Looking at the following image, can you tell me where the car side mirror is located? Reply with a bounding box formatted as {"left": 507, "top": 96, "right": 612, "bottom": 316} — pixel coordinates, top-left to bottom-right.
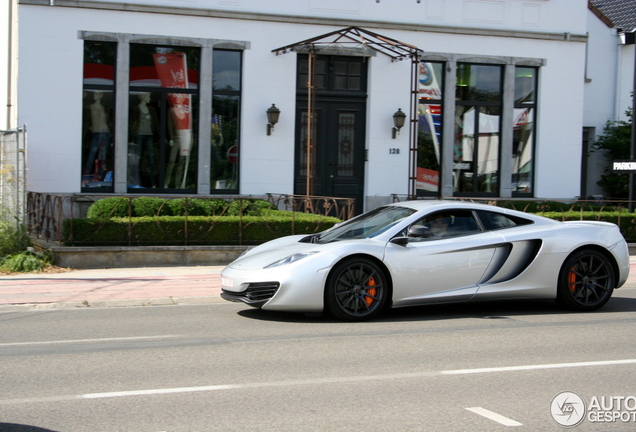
{"left": 390, "top": 237, "right": 409, "bottom": 246}
{"left": 408, "top": 225, "right": 432, "bottom": 238}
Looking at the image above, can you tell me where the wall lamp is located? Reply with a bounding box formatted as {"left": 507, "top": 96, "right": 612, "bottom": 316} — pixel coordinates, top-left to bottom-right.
{"left": 392, "top": 108, "right": 406, "bottom": 139}
{"left": 266, "top": 104, "right": 280, "bottom": 135}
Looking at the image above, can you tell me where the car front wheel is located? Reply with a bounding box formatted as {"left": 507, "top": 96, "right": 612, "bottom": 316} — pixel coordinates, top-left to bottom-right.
{"left": 557, "top": 249, "right": 616, "bottom": 311}
{"left": 325, "top": 258, "right": 388, "bottom": 321}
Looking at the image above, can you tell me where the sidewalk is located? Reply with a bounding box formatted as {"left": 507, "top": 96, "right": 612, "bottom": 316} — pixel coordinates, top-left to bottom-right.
{"left": 0, "top": 265, "right": 226, "bottom": 311}
{"left": 2, "top": 258, "right": 636, "bottom": 312}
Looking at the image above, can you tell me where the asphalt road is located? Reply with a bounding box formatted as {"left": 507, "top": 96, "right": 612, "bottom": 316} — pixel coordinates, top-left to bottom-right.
{"left": 1, "top": 287, "right": 636, "bottom": 432}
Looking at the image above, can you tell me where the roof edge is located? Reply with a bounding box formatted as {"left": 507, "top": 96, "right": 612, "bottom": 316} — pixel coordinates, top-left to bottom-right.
{"left": 588, "top": 0, "right": 615, "bottom": 29}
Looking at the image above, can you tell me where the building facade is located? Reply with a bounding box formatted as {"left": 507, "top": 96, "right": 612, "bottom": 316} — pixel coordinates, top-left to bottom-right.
{"left": 5, "top": 0, "right": 631, "bottom": 214}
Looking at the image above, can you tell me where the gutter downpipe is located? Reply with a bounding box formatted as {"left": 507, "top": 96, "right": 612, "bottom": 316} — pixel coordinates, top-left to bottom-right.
{"left": 630, "top": 32, "right": 636, "bottom": 211}
{"left": 6, "top": 0, "right": 15, "bottom": 129}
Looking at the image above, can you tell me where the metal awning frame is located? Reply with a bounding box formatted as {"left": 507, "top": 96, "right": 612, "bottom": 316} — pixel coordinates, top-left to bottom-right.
{"left": 273, "top": 26, "right": 423, "bottom": 62}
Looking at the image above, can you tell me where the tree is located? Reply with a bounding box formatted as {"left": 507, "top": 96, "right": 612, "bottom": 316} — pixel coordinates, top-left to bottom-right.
{"left": 592, "top": 100, "right": 634, "bottom": 198}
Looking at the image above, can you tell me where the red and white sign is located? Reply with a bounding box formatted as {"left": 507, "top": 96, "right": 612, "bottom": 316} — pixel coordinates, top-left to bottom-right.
{"left": 227, "top": 145, "right": 239, "bottom": 164}
{"left": 416, "top": 167, "right": 439, "bottom": 192}
{"left": 153, "top": 52, "right": 192, "bottom": 156}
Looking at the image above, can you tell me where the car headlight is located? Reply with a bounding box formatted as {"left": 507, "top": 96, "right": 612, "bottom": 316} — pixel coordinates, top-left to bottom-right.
{"left": 264, "top": 252, "right": 319, "bottom": 269}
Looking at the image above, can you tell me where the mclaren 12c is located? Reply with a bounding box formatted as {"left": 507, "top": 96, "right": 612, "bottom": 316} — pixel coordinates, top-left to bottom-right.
{"left": 220, "top": 200, "right": 629, "bottom": 321}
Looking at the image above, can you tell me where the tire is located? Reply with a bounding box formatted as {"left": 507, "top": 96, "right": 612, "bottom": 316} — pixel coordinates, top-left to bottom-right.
{"left": 557, "top": 249, "right": 616, "bottom": 311}
{"left": 325, "top": 258, "right": 389, "bottom": 321}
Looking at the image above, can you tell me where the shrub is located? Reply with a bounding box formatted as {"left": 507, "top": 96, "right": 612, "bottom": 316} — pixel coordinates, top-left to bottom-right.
{"left": 1, "top": 249, "right": 52, "bottom": 273}
{"left": 0, "top": 219, "right": 29, "bottom": 257}
{"left": 85, "top": 197, "right": 279, "bottom": 219}
{"left": 227, "top": 199, "right": 275, "bottom": 216}
{"left": 132, "top": 197, "right": 172, "bottom": 217}
{"left": 165, "top": 198, "right": 220, "bottom": 216}
{"left": 86, "top": 197, "right": 132, "bottom": 218}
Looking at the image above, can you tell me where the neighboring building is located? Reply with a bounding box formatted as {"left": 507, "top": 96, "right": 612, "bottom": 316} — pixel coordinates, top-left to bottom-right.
{"left": 584, "top": 0, "right": 636, "bottom": 198}
{"left": 1, "top": 0, "right": 634, "bottom": 214}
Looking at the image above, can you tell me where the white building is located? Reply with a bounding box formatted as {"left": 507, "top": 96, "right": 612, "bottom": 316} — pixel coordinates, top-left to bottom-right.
{"left": 2, "top": 0, "right": 635, "bottom": 214}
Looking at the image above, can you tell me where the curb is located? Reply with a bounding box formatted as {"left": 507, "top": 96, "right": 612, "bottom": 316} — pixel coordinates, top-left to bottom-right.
{"left": 0, "top": 295, "right": 227, "bottom": 312}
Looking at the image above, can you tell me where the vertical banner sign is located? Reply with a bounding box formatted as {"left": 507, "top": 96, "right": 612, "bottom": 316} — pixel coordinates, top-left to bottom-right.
{"left": 153, "top": 52, "right": 192, "bottom": 156}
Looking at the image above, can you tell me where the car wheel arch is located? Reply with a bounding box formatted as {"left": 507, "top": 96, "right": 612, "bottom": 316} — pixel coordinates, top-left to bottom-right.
{"left": 325, "top": 254, "right": 394, "bottom": 309}
{"left": 556, "top": 245, "right": 619, "bottom": 311}
{"left": 559, "top": 244, "right": 620, "bottom": 285}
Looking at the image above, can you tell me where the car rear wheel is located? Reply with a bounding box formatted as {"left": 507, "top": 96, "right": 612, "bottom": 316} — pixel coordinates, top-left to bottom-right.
{"left": 557, "top": 249, "right": 615, "bottom": 311}
{"left": 325, "top": 258, "right": 388, "bottom": 321}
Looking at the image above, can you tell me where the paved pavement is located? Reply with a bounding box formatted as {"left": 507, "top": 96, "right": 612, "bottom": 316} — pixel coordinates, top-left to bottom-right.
{"left": 1, "top": 258, "right": 636, "bottom": 311}
{"left": 0, "top": 265, "right": 226, "bottom": 311}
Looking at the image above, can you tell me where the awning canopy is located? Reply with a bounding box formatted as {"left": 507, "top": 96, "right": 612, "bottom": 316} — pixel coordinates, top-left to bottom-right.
{"left": 272, "top": 26, "right": 422, "bottom": 61}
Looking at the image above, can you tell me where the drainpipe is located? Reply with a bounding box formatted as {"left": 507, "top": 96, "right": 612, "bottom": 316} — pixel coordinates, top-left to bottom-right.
{"left": 6, "top": 0, "right": 14, "bottom": 129}
{"left": 628, "top": 31, "right": 635, "bottom": 211}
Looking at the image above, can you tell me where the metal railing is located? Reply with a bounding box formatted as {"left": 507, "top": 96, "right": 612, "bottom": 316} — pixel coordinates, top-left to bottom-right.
{"left": 26, "top": 192, "right": 356, "bottom": 245}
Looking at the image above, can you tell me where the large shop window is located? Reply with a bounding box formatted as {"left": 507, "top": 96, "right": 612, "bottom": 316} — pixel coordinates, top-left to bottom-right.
{"left": 417, "top": 62, "right": 443, "bottom": 196}
{"left": 81, "top": 41, "right": 116, "bottom": 191}
{"left": 211, "top": 50, "right": 241, "bottom": 191}
{"left": 129, "top": 44, "right": 200, "bottom": 192}
{"left": 454, "top": 64, "right": 502, "bottom": 195}
{"left": 513, "top": 67, "right": 537, "bottom": 196}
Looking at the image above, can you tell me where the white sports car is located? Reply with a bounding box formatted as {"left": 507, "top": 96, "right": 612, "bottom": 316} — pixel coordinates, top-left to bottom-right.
{"left": 220, "top": 200, "right": 629, "bottom": 321}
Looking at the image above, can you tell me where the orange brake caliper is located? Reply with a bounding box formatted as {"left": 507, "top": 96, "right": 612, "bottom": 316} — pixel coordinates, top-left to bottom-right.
{"left": 568, "top": 267, "right": 577, "bottom": 293}
{"left": 365, "top": 276, "right": 377, "bottom": 307}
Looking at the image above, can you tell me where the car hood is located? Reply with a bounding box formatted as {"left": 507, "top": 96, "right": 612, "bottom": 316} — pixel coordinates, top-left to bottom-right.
{"left": 227, "top": 235, "right": 322, "bottom": 271}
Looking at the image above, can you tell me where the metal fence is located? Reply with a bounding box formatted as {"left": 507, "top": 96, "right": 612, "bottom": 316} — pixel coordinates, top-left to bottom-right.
{"left": 26, "top": 192, "right": 355, "bottom": 245}
{"left": 0, "top": 126, "right": 26, "bottom": 230}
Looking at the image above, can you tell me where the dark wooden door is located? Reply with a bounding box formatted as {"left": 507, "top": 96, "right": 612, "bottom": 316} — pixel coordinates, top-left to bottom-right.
{"left": 294, "top": 55, "right": 368, "bottom": 214}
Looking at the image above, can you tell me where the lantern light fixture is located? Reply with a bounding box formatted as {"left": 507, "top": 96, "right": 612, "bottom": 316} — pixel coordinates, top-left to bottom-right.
{"left": 266, "top": 104, "right": 281, "bottom": 136}
{"left": 392, "top": 108, "right": 406, "bottom": 139}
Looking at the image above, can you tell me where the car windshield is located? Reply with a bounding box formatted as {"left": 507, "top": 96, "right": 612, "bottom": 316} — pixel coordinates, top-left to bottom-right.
{"left": 317, "top": 206, "right": 416, "bottom": 243}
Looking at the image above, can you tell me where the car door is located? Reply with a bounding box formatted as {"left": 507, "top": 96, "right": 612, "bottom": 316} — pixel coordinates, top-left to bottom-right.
{"left": 384, "top": 210, "right": 504, "bottom": 307}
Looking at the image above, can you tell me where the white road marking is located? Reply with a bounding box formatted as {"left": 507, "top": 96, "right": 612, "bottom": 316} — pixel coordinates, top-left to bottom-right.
{"left": 1, "top": 358, "right": 635, "bottom": 405}
{"left": 441, "top": 358, "right": 636, "bottom": 375}
{"left": 466, "top": 407, "right": 522, "bottom": 427}
{"left": 0, "top": 335, "right": 179, "bottom": 347}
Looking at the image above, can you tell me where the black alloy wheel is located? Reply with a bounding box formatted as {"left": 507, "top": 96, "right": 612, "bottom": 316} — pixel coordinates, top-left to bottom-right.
{"left": 557, "top": 249, "right": 616, "bottom": 311}
{"left": 325, "top": 258, "right": 388, "bottom": 321}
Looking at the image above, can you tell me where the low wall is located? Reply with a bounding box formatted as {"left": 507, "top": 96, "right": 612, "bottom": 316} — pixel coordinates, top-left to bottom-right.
{"left": 47, "top": 244, "right": 248, "bottom": 269}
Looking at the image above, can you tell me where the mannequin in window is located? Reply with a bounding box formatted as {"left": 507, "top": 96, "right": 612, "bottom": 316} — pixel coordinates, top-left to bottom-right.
{"left": 128, "top": 93, "right": 159, "bottom": 187}
{"left": 84, "top": 91, "right": 112, "bottom": 180}
{"left": 164, "top": 95, "right": 192, "bottom": 189}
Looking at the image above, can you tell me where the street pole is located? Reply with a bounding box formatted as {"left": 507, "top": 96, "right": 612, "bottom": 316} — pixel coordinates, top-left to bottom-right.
{"left": 631, "top": 33, "right": 636, "bottom": 211}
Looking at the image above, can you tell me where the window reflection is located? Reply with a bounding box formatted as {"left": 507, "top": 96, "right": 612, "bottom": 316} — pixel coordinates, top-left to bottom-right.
{"left": 456, "top": 64, "right": 502, "bottom": 102}
{"left": 211, "top": 50, "right": 241, "bottom": 191}
{"left": 417, "top": 62, "right": 443, "bottom": 195}
{"left": 213, "top": 50, "right": 241, "bottom": 91}
{"left": 512, "top": 67, "right": 537, "bottom": 195}
{"left": 82, "top": 40, "right": 116, "bottom": 191}
{"left": 210, "top": 95, "right": 240, "bottom": 190}
{"left": 128, "top": 44, "right": 199, "bottom": 192}
{"left": 454, "top": 64, "right": 502, "bottom": 195}
{"left": 82, "top": 90, "right": 114, "bottom": 187}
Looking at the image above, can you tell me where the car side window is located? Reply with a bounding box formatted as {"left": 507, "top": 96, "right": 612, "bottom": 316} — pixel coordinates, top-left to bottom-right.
{"left": 475, "top": 210, "right": 533, "bottom": 231}
{"left": 410, "top": 209, "right": 482, "bottom": 240}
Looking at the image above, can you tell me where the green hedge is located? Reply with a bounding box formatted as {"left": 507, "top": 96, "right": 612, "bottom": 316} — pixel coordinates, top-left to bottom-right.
{"left": 494, "top": 200, "right": 628, "bottom": 213}
{"left": 63, "top": 213, "right": 340, "bottom": 246}
{"left": 86, "top": 197, "right": 276, "bottom": 218}
{"left": 539, "top": 210, "right": 636, "bottom": 242}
